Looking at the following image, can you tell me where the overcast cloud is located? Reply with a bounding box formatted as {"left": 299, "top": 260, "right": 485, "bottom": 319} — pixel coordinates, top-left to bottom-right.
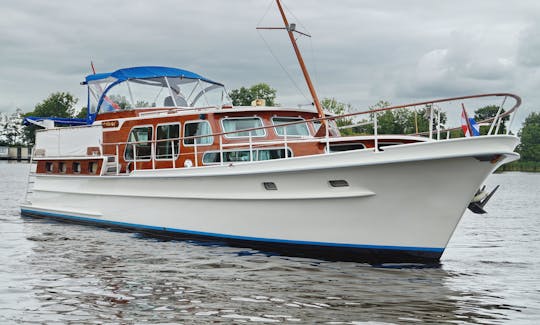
{"left": 1, "top": 0, "right": 539, "bottom": 129}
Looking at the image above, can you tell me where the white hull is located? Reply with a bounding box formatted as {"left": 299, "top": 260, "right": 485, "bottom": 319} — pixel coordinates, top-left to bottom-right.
{"left": 21, "top": 136, "right": 519, "bottom": 262}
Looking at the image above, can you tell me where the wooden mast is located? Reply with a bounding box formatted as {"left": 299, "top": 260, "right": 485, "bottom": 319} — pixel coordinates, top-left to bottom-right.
{"left": 274, "top": 0, "right": 326, "bottom": 123}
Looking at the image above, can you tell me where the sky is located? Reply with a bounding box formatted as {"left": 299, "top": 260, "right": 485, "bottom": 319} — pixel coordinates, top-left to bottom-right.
{"left": 1, "top": 0, "right": 539, "bottom": 130}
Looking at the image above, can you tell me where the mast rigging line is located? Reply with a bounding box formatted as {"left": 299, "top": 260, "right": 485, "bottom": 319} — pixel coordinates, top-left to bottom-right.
{"left": 256, "top": 29, "right": 311, "bottom": 104}
{"left": 279, "top": 0, "right": 320, "bottom": 95}
{"left": 256, "top": 26, "right": 312, "bottom": 38}
{"left": 255, "top": 0, "right": 326, "bottom": 125}
{"left": 274, "top": 0, "right": 325, "bottom": 122}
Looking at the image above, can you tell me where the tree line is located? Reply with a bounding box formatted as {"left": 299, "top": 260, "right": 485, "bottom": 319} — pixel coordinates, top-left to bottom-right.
{"left": 4, "top": 84, "right": 539, "bottom": 171}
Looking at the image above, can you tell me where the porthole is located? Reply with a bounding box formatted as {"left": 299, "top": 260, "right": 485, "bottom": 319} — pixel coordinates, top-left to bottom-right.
{"left": 45, "top": 162, "right": 54, "bottom": 173}
{"left": 329, "top": 180, "right": 349, "bottom": 188}
{"left": 59, "top": 162, "right": 67, "bottom": 173}
{"left": 263, "top": 182, "right": 278, "bottom": 190}
{"left": 89, "top": 162, "right": 98, "bottom": 174}
{"left": 72, "top": 162, "right": 81, "bottom": 173}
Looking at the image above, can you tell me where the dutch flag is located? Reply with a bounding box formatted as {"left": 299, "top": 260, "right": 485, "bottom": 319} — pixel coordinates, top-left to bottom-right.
{"left": 461, "top": 105, "right": 480, "bottom": 137}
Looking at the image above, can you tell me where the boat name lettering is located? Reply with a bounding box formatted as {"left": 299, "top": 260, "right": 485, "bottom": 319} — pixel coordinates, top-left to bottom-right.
{"left": 102, "top": 120, "right": 119, "bottom": 128}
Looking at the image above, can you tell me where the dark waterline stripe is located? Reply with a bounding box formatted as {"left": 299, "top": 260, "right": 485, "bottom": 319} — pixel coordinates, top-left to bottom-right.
{"left": 20, "top": 208, "right": 444, "bottom": 253}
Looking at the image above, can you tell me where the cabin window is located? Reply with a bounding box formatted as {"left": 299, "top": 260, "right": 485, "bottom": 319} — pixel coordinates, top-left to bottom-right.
{"left": 378, "top": 142, "right": 402, "bottom": 151}
{"left": 156, "top": 123, "right": 180, "bottom": 159}
{"left": 45, "top": 162, "right": 54, "bottom": 173}
{"left": 88, "top": 85, "right": 100, "bottom": 115}
{"left": 328, "top": 143, "right": 366, "bottom": 152}
{"left": 184, "top": 121, "right": 213, "bottom": 145}
{"left": 312, "top": 120, "right": 340, "bottom": 136}
{"left": 128, "top": 78, "right": 170, "bottom": 108}
{"left": 124, "top": 126, "right": 153, "bottom": 161}
{"left": 59, "top": 162, "right": 67, "bottom": 173}
{"left": 257, "top": 148, "right": 291, "bottom": 160}
{"left": 272, "top": 117, "right": 310, "bottom": 137}
{"left": 221, "top": 117, "right": 265, "bottom": 138}
{"left": 202, "top": 148, "right": 292, "bottom": 164}
{"left": 88, "top": 161, "right": 98, "bottom": 174}
{"left": 203, "top": 150, "right": 253, "bottom": 164}
{"left": 73, "top": 162, "right": 81, "bottom": 173}
{"left": 99, "top": 84, "right": 133, "bottom": 112}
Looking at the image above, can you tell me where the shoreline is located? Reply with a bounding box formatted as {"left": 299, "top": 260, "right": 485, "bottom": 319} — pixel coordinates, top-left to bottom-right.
{"left": 498, "top": 161, "right": 540, "bottom": 173}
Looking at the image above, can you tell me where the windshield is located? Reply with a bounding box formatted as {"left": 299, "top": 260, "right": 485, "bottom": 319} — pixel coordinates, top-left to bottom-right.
{"left": 88, "top": 76, "right": 230, "bottom": 114}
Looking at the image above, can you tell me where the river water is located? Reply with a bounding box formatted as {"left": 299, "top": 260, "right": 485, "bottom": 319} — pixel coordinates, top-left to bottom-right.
{"left": 1, "top": 161, "right": 539, "bottom": 324}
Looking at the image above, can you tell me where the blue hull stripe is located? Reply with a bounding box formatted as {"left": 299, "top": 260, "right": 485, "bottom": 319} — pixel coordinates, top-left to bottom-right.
{"left": 20, "top": 208, "right": 444, "bottom": 253}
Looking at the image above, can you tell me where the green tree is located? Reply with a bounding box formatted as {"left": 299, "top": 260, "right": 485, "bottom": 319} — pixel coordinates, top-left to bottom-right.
{"left": 23, "top": 92, "right": 79, "bottom": 144}
{"left": 322, "top": 97, "right": 346, "bottom": 115}
{"left": 349, "top": 101, "right": 447, "bottom": 136}
{"left": 370, "top": 101, "right": 411, "bottom": 134}
{"left": 321, "top": 97, "right": 354, "bottom": 135}
{"left": 347, "top": 100, "right": 390, "bottom": 135}
{"left": 108, "top": 95, "right": 131, "bottom": 110}
{"left": 135, "top": 100, "right": 150, "bottom": 108}
{"left": 410, "top": 106, "right": 447, "bottom": 135}
{"left": 474, "top": 105, "right": 508, "bottom": 135}
{"left": 76, "top": 107, "right": 87, "bottom": 119}
{"left": 0, "top": 109, "right": 25, "bottom": 145}
{"left": 229, "top": 83, "right": 277, "bottom": 106}
{"left": 517, "top": 112, "right": 540, "bottom": 162}
{"left": 29, "top": 92, "right": 78, "bottom": 118}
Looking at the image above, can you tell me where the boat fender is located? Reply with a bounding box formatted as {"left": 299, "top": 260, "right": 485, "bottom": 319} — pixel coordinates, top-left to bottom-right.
{"left": 184, "top": 159, "right": 193, "bottom": 168}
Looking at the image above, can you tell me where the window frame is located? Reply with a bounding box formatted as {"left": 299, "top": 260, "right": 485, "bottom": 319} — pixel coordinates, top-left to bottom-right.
{"left": 45, "top": 162, "right": 54, "bottom": 173}
{"left": 271, "top": 116, "right": 311, "bottom": 137}
{"left": 256, "top": 147, "right": 294, "bottom": 161}
{"left": 311, "top": 119, "right": 340, "bottom": 135}
{"left": 88, "top": 161, "right": 99, "bottom": 174}
{"left": 124, "top": 124, "right": 154, "bottom": 162}
{"left": 155, "top": 122, "right": 181, "bottom": 160}
{"left": 220, "top": 117, "right": 266, "bottom": 139}
{"left": 327, "top": 143, "right": 366, "bottom": 152}
{"left": 377, "top": 142, "right": 403, "bottom": 151}
{"left": 183, "top": 120, "right": 214, "bottom": 146}
{"left": 72, "top": 162, "right": 81, "bottom": 174}
{"left": 202, "top": 147, "right": 293, "bottom": 165}
{"left": 59, "top": 162, "right": 67, "bottom": 173}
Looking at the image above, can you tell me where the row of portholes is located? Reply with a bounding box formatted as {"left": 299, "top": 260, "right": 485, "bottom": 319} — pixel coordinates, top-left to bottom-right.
{"left": 262, "top": 180, "right": 349, "bottom": 191}
{"left": 44, "top": 161, "right": 99, "bottom": 174}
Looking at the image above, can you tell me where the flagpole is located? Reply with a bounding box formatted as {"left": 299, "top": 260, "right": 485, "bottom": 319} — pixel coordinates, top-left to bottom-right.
{"left": 461, "top": 103, "right": 473, "bottom": 137}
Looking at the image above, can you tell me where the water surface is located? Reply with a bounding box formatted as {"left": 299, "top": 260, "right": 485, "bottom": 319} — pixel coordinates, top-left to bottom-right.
{"left": 1, "top": 162, "right": 539, "bottom": 323}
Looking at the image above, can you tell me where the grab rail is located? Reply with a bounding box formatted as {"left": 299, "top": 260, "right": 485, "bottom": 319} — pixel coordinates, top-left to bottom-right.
{"left": 98, "top": 93, "right": 521, "bottom": 173}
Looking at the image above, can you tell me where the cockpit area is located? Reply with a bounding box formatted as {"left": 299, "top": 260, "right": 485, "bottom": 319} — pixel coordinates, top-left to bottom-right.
{"left": 83, "top": 66, "right": 230, "bottom": 123}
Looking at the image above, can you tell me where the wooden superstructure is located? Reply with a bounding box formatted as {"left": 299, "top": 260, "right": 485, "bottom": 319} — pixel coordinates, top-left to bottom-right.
{"left": 34, "top": 104, "right": 422, "bottom": 176}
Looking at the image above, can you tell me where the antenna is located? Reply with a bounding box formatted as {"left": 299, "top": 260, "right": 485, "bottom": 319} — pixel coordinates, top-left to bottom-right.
{"left": 90, "top": 61, "right": 96, "bottom": 74}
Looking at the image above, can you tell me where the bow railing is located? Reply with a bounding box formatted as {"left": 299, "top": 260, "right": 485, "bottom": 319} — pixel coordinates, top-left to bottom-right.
{"left": 96, "top": 93, "right": 521, "bottom": 173}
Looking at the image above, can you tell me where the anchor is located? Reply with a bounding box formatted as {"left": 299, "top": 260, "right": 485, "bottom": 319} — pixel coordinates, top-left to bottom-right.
{"left": 468, "top": 185, "right": 500, "bottom": 214}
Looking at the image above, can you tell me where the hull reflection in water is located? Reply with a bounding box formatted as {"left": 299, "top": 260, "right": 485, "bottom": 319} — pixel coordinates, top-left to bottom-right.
{"left": 13, "top": 217, "right": 527, "bottom": 324}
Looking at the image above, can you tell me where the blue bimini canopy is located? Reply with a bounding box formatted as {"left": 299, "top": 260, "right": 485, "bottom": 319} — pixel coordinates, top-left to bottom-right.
{"left": 23, "top": 116, "right": 87, "bottom": 127}
{"left": 82, "top": 66, "right": 226, "bottom": 124}
{"left": 83, "top": 66, "right": 223, "bottom": 86}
